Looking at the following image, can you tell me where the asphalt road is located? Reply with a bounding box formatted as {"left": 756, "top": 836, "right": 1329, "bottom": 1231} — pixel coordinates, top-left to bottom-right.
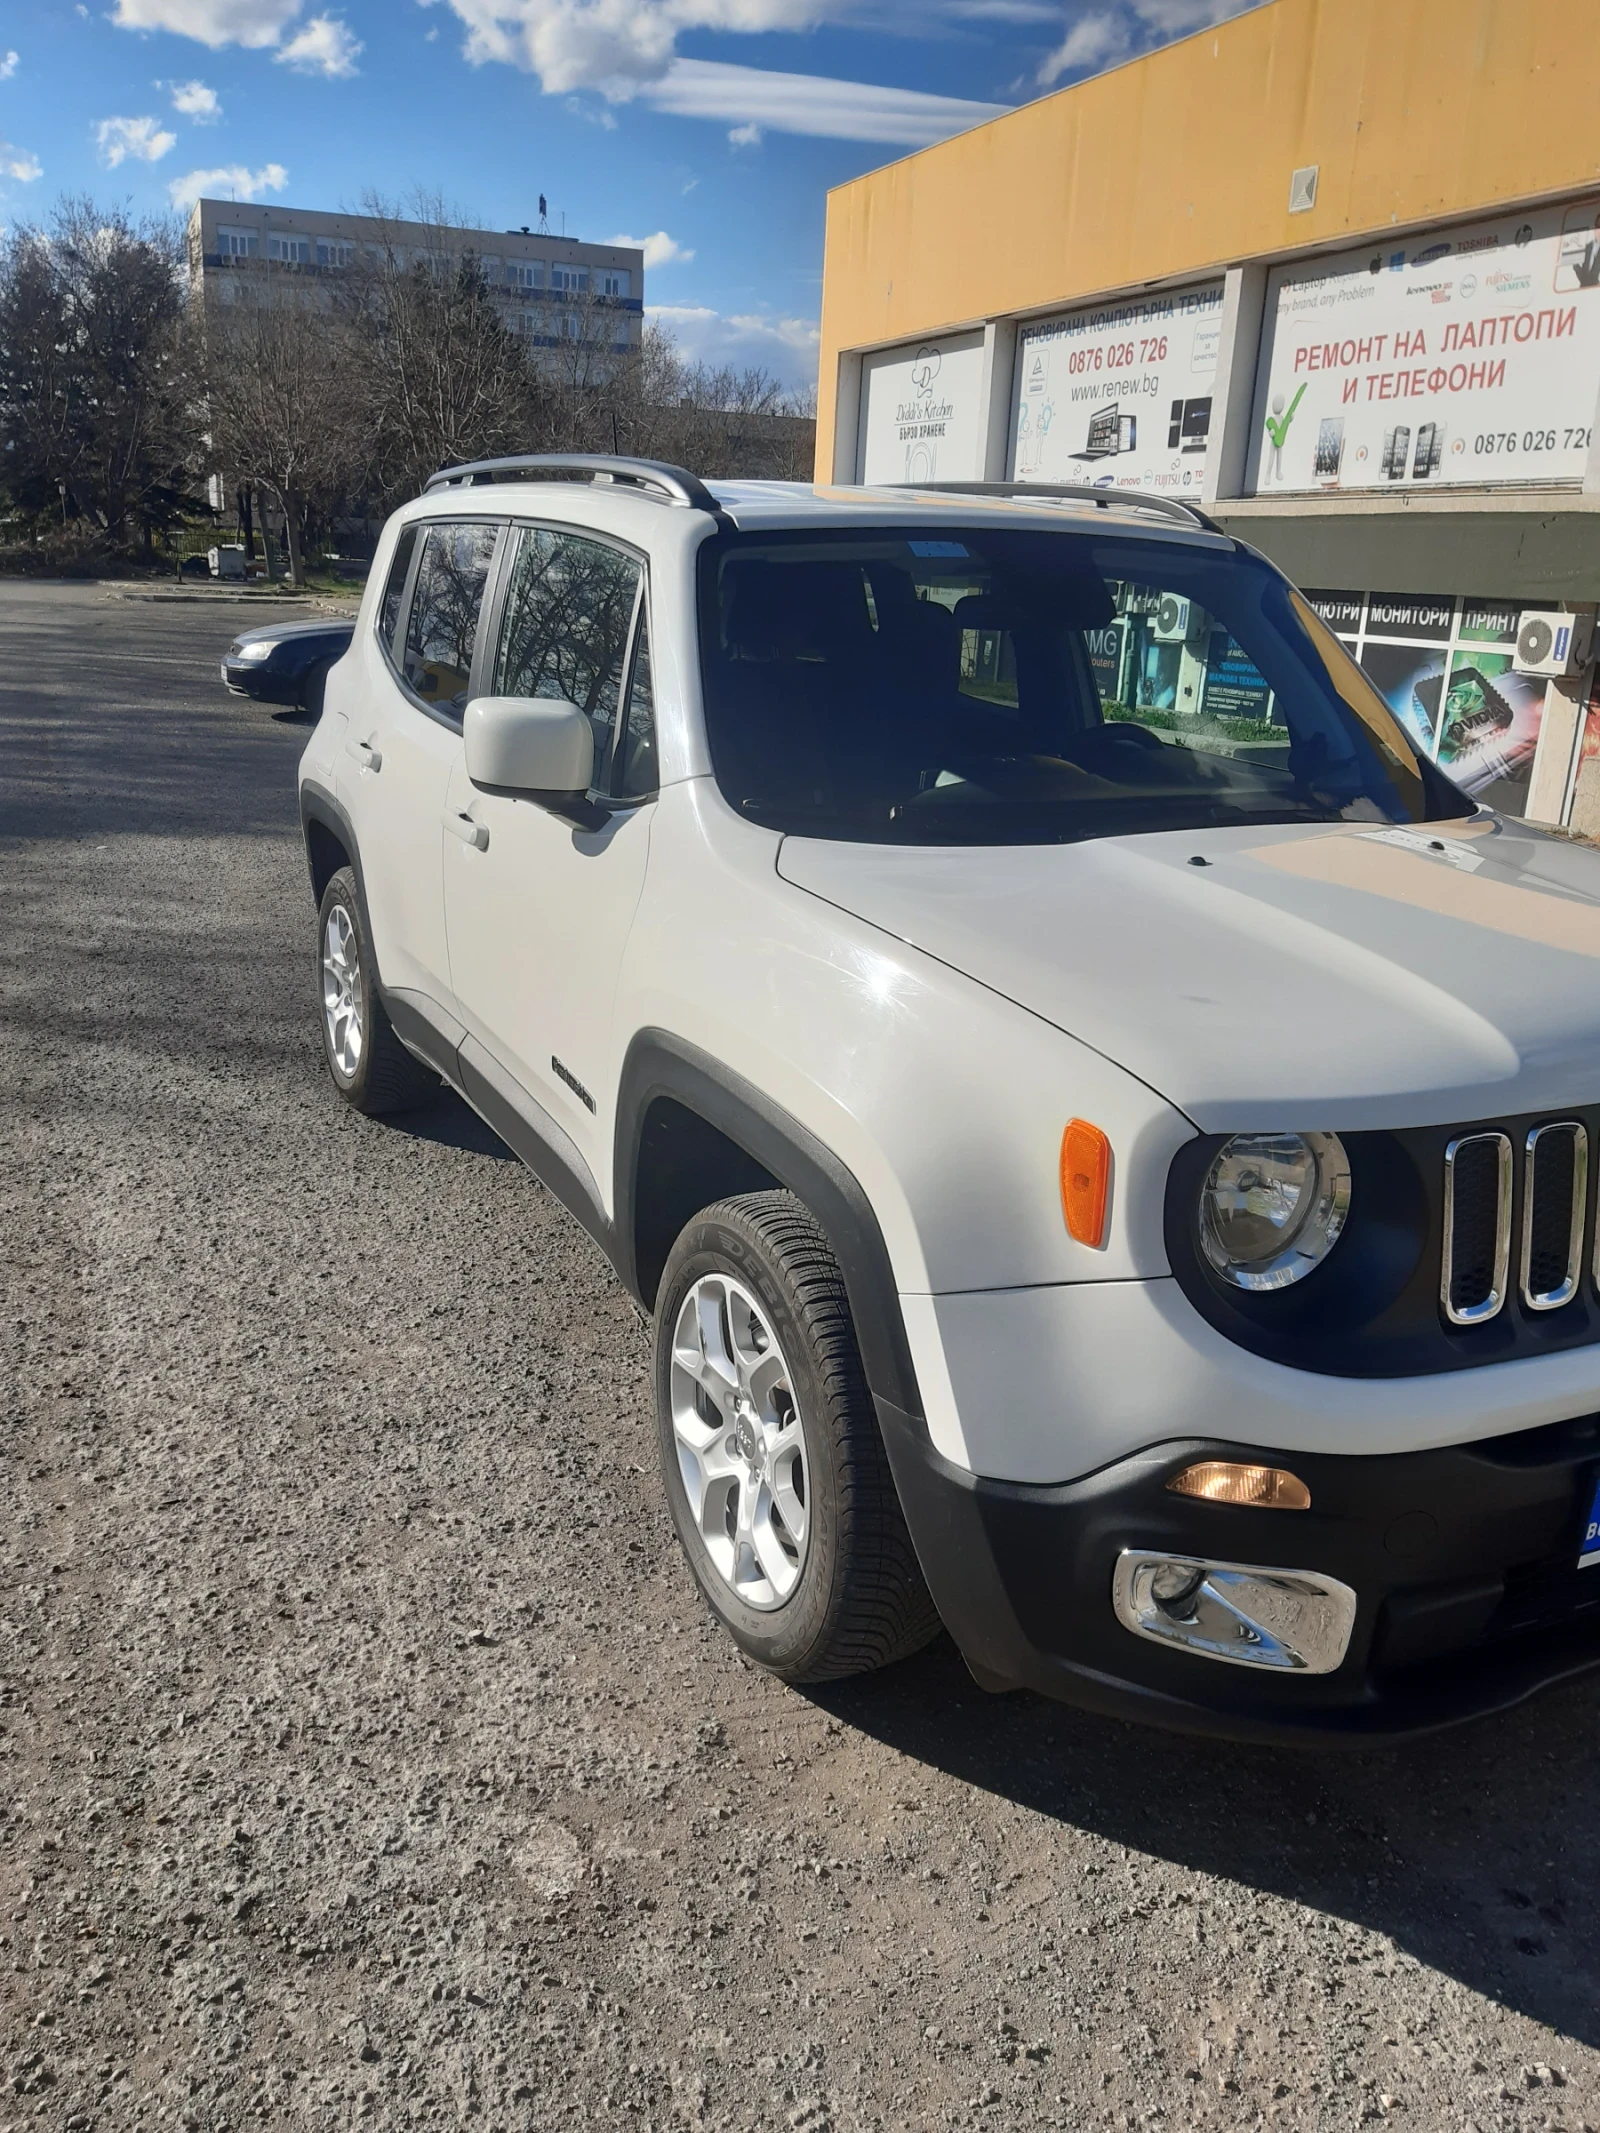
{"left": 3, "top": 577, "right": 1600, "bottom": 2133}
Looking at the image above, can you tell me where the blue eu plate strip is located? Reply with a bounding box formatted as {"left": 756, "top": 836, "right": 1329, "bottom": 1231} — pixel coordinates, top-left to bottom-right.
{"left": 1582, "top": 1474, "right": 1600, "bottom": 1570}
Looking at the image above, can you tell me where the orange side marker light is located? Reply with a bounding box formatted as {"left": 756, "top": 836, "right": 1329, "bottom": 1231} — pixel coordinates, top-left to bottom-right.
{"left": 1060, "top": 1119, "right": 1111, "bottom": 1248}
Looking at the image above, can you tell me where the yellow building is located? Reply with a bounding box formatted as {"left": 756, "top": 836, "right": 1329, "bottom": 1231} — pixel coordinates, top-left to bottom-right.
{"left": 816, "top": 0, "right": 1600, "bottom": 825}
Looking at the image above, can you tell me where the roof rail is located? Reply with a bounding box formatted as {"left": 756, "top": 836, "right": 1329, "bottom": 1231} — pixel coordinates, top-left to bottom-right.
{"left": 893, "top": 480, "right": 1223, "bottom": 536}
{"left": 423, "top": 452, "right": 719, "bottom": 512}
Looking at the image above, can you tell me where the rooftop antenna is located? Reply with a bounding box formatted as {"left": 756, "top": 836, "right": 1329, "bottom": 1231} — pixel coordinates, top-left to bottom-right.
{"left": 536, "top": 194, "right": 550, "bottom": 235}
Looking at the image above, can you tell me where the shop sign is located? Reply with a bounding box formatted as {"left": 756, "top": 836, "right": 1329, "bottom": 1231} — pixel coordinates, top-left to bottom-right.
{"left": 1009, "top": 280, "right": 1225, "bottom": 495}
{"left": 1201, "top": 631, "right": 1274, "bottom": 721}
{"left": 858, "top": 334, "right": 985, "bottom": 485}
{"left": 1248, "top": 198, "right": 1600, "bottom": 494}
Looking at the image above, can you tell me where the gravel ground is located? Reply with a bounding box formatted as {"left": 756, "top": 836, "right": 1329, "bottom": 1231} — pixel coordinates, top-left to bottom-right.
{"left": 3, "top": 578, "right": 1600, "bottom": 2133}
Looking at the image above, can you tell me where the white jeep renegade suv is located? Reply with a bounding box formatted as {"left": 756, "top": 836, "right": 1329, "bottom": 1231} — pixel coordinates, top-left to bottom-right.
{"left": 298, "top": 454, "right": 1600, "bottom": 1743}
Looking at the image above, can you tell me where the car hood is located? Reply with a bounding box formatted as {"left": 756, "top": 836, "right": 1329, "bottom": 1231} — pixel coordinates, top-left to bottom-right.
{"left": 775, "top": 816, "right": 1600, "bottom": 1132}
{"left": 231, "top": 617, "right": 354, "bottom": 649}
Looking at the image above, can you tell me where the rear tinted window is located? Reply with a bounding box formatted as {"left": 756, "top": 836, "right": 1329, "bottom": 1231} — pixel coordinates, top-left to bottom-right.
{"left": 697, "top": 528, "right": 1470, "bottom": 845}
{"left": 403, "top": 522, "right": 500, "bottom": 717}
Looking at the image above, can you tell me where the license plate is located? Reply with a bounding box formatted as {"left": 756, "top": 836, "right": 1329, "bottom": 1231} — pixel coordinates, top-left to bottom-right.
{"left": 1582, "top": 1474, "right": 1600, "bottom": 1570}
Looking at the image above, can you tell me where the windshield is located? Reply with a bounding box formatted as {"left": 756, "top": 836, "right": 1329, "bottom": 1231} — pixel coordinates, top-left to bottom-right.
{"left": 696, "top": 526, "right": 1473, "bottom": 845}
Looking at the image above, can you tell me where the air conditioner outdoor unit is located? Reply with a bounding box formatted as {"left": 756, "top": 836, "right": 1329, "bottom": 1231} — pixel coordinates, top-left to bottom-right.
{"left": 1151, "top": 594, "right": 1194, "bottom": 644}
{"left": 1513, "top": 609, "right": 1594, "bottom": 678}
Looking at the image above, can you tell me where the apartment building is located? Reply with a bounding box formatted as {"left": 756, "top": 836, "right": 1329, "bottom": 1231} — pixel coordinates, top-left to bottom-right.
{"left": 186, "top": 198, "right": 644, "bottom": 358}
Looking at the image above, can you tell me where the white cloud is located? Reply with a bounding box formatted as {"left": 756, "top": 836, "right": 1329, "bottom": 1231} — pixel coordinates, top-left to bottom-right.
{"left": 112, "top": 0, "right": 302, "bottom": 48}
{"left": 1, "top": 140, "right": 42, "bottom": 181}
{"left": 648, "top": 58, "right": 1005, "bottom": 143}
{"left": 607, "top": 228, "right": 694, "bottom": 268}
{"left": 167, "top": 158, "right": 287, "bottom": 207}
{"left": 728, "top": 119, "right": 762, "bottom": 146}
{"left": 651, "top": 300, "right": 818, "bottom": 387}
{"left": 0, "top": 50, "right": 18, "bottom": 80}
{"left": 428, "top": 0, "right": 1003, "bottom": 139}
{"left": 113, "top": 0, "right": 362, "bottom": 73}
{"left": 1038, "top": 0, "right": 1259, "bottom": 85}
{"left": 1037, "top": 9, "right": 1122, "bottom": 76}
{"left": 96, "top": 114, "right": 178, "bottom": 165}
{"left": 276, "top": 14, "right": 362, "bottom": 74}
{"left": 170, "top": 77, "right": 222, "bottom": 118}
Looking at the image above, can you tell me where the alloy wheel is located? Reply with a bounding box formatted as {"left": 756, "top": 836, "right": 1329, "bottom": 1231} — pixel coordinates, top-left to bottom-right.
{"left": 669, "top": 1273, "right": 810, "bottom": 1611}
{"left": 321, "top": 901, "right": 363, "bottom": 1079}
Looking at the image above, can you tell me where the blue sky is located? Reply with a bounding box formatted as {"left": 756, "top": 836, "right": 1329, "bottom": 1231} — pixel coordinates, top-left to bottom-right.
{"left": 0, "top": 0, "right": 1254, "bottom": 386}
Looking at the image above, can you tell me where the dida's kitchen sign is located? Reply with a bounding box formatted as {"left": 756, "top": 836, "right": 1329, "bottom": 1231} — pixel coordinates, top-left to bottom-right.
{"left": 1248, "top": 198, "right": 1600, "bottom": 493}
{"left": 858, "top": 334, "right": 985, "bottom": 485}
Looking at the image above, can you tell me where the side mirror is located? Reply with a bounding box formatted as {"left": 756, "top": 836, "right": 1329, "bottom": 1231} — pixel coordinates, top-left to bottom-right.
{"left": 464, "top": 694, "right": 594, "bottom": 800}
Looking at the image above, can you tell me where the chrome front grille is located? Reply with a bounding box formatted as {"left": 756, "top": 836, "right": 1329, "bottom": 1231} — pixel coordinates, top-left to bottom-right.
{"left": 1522, "top": 1121, "right": 1588, "bottom": 1311}
{"left": 1442, "top": 1132, "right": 1512, "bottom": 1325}
{"left": 1441, "top": 1121, "right": 1591, "bottom": 1326}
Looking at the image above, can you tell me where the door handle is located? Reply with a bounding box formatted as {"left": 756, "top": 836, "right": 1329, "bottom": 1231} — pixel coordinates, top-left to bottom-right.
{"left": 444, "top": 810, "right": 489, "bottom": 852}
{"left": 346, "top": 735, "right": 382, "bottom": 772}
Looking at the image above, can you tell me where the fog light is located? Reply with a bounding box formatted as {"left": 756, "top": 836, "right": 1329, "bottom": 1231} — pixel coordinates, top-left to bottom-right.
{"left": 1113, "top": 1550, "right": 1357, "bottom": 1673}
{"left": 1168, "top": 1461, "right": 1311, "bottom": 1511}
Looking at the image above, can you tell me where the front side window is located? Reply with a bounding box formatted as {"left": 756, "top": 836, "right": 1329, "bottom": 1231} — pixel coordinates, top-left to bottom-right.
{"left": 492, "top": 527, "right": 643, "bottom": 794}
{"left": 402, "top": 522, "right": 500, "bottom": 717}
{"left": 698, "top": 528, "right": 1471, "bottom": 845}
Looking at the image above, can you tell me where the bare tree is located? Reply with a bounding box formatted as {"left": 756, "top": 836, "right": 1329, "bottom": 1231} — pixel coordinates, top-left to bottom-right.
{"left": 614, "top": 324, "right": 817, "bottom": 479}
{"left": 199, "top": 277, "right": 361, "bottom": 585}
{"left": 344, "top": 197, "right": 549, "bottom": 505}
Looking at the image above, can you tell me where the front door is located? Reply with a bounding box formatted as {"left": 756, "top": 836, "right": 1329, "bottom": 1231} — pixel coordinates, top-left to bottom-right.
{"left": 349, "top": 516, "right": 502, "bottom": 1010}
{"left": 444, "top": 522, "right": 658, "bottom": 1178}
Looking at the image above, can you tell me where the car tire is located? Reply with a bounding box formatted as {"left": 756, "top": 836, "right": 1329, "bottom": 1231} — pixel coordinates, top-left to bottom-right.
{"left": 653, "top": 1190, "right": 940, "bottom": 1683}
{"left": 316, "top": 866, "right": 438, "bottom": 1115}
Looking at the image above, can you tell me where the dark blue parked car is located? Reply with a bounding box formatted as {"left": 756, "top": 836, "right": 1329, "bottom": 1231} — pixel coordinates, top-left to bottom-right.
{"left": 220, "top": 617, "right": 354, "bottom": 714}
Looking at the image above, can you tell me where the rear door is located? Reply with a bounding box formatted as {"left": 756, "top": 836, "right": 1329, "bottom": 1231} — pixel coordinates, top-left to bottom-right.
{"left": 348, "top": 516, "right": 503, "bottom": 1009}
{"left": 443, "top": 521, "right": 657, "bottom": 1174}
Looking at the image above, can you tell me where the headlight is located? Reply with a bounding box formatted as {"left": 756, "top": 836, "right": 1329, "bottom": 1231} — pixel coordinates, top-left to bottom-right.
{"left": 234, "top": 639, "right": 274, "bottom": 662}
{"left": 1199, "top": 1131, "right": 1350, "bottom": 1291}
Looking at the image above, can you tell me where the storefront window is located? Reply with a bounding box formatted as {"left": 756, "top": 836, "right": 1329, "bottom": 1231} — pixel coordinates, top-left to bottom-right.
{"left": 1302, "top": 587, "right": 1546, "bottom": 815}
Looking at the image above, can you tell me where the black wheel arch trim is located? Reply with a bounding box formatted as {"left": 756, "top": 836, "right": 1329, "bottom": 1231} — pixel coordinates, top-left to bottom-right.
{"left": 299, "top": 780, "right": 367, "bottom": 914}
{"left": 614, "top": 1029, "right": 926, "bottom": 1426}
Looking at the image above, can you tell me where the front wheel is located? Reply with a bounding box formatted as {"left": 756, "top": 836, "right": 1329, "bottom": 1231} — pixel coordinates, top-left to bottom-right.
{"left": 316, "top": 867, "right": 438, "bottom": 1115}
{"left": 653, "top": 1190, "right": 939, "bottom": 1682}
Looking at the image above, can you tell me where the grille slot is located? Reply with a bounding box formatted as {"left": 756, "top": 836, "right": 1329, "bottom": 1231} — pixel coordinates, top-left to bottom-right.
{"left": 1442, "top": 1132, "right": 1512, "bottom": 1326}
{"left": 1522, "top": 1121, "right": 1587, "bottom": 1311}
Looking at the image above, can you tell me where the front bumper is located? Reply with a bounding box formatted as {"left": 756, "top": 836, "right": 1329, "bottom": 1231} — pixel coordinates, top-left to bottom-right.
{"left": 221, "top": 658, "right": 300, "bottom": 705}
{"left": 877, "top": 1401, "right": 1600, "bottom": 1744}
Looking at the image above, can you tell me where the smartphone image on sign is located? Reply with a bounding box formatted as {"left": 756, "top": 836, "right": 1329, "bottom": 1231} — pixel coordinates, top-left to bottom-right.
{"left": 1413, "top": 421, "right": 1445, "bottom": 478}
{"left": 1383, "top": 426, "right": 1412, "bottom": 480}
{"left": 1314, "top": 416, "right": 1345, "bottom": 481}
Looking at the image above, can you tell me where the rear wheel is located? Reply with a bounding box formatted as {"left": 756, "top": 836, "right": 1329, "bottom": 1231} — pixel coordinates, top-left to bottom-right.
{"left": 316, "top": 866, "right": 437, "bottom": 1115}
{"left": 653, "top": 1190, "right": 939, "bottom": 1682}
